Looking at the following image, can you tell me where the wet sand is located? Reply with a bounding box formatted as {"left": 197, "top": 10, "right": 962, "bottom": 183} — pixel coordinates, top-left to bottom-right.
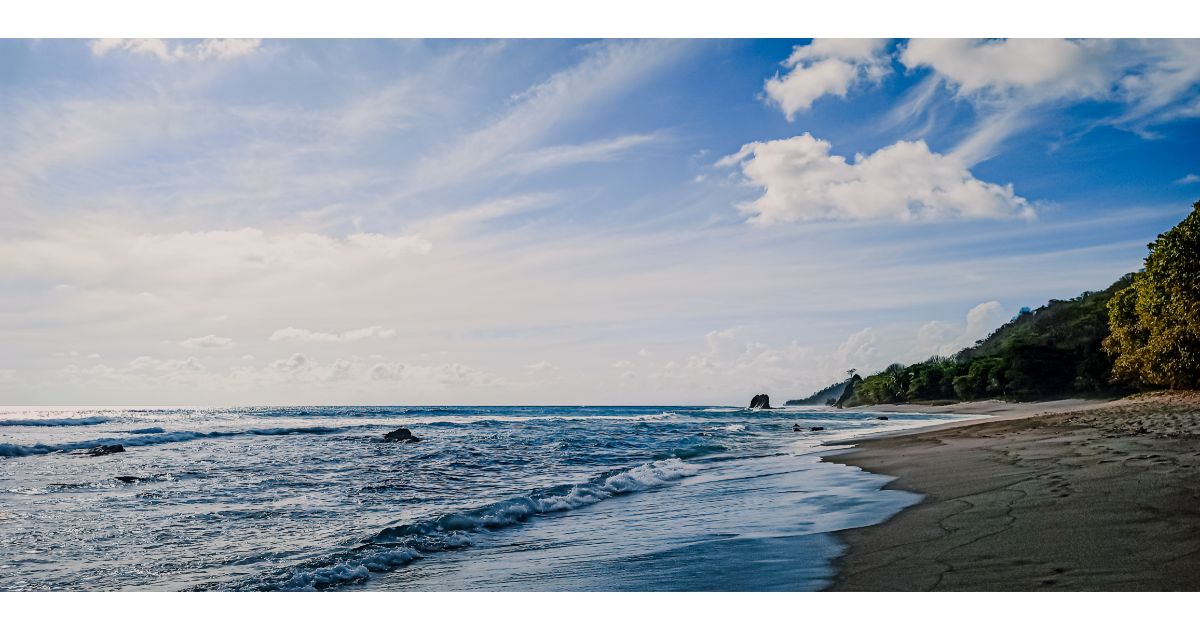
{"left": 824, "top": 392, "right": 1200, "bottom": 590}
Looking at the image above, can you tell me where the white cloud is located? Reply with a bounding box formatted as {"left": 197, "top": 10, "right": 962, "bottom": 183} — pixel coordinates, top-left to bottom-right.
{"left": 718, "top": 133, "right": 1033, "bottom": 223}
{"left": 180, "top": 334, "right": 234, "bottom": 349}
{"left": 1176, "top": 173, "right": 1200, "bottom": 185}
{"left": 90, "top": 39, "right": 261, "bottom": 63}
{"left": 503, "top": 133, "right": 664, "bottom": 175}
{"left": 62, "top": 355, "right": 207, "bottom": 384}
{"left": 268, "top": 353, "right": 310, "bottom": 374}
{"left": 764, "top": 39, "right": 891, "bottom": 120}
{"left": 527, "top": 360, "right": 555, "bottom": 371}
{"left": 369, "top": 362, "right": 406, "bottom": 381}
{"left": 912, "top": 301, "right": 1007, "bottom": 359}
{"left": 901, "top": 39, "right": 1113, "bottom": 101}
{"left": 410, "top": 40, "right": 689, "bottom": 190}
{"left": 0, "top": 228, "right": 432, "bottom": 286}
{"left": 900, "top": 39, "right": 1200, "bottom": 155}
{"left": 269, "top": 326, "right": 397, "bottom": 343}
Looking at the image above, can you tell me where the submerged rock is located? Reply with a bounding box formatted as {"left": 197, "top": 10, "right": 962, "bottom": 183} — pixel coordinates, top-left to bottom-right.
{"left": 749, "top": 394, "right": 772, "bottom": 410}
{"left": 383, "top": 428, "right": 420, "bottom": 443}
{"left": 876, "top": 416, "right": 889, "bottom": 420}
{"left": 810, "top": 426, "right": 825, "bottom": 431}
{"left": 85, "top": 445, "right": 125, "bottom": 457}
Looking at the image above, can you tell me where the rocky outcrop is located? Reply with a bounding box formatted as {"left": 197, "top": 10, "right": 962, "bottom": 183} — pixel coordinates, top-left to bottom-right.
{"left": 835, "top": 375, "right": 863, "bottom": 408}
{"left": 749, "top": 394, "right": 772, "bottom": 409}
{"left": 85, "top": 445, "right": 125, "bottom": 456}
{"left": 383, "top": 428, "right": 420, "bottom": 443}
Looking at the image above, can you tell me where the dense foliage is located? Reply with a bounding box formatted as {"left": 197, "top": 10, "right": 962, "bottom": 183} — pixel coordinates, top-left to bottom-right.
{"left": 793, "top": 200, "right": 1199, "bottom": 406}
{"left": 1104, "top": 201, "right": 1200, "bottom": 389}
{"left": 843, "top": 275, "right": 1134, "bottom": 406}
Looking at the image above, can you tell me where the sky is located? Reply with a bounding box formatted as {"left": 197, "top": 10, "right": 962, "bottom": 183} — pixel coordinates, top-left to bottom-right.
{"left": 1, "top": 38, "right": 1198, "bottom": 405}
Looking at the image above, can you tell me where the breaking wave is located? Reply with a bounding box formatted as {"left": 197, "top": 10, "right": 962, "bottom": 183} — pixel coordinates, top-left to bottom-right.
{"left": 257, "top": 458, "right": 700, "bottom": 591}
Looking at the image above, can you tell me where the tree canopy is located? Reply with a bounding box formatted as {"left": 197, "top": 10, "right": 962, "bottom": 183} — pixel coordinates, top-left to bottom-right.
{"left": 1104, "top": 201, "right": 1200, "bottom": 389}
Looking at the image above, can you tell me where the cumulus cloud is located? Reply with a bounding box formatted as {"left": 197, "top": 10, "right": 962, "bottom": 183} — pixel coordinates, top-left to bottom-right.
{"left": 62, "top": 355, "right": 207, "bottom": 384}
{"left": 901, "top": 39, "right": 1114, "bottom": 101}
{"left": 369, "top": 362, "right": 406, "bottom": 381}
{"left": 180, "top": 334, "right": 234, "bottom": 349}
{"left": 90, "top": 39, "right": 261, "bottom": 63}
{"left": 718, "top": 133, "right": 1033, "bottom": 223}
{"left": 912, "top": 301, "right": 1007, "bottom": 359}
{"left": 764, "top": 39, "right": 891, "bottom": 119}
{"left": 269, "top": 326, "right": 397, "bottom": 343}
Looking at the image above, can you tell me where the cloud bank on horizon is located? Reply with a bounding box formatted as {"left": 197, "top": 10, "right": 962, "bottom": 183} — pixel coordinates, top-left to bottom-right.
{"left": 0, "top": 38, "right": 1197, "bottom": 405}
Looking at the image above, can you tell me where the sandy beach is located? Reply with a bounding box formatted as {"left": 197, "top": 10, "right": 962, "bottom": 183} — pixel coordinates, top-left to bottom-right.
{"left": 824, "top": 392, "right": 1200, "bottom": 590}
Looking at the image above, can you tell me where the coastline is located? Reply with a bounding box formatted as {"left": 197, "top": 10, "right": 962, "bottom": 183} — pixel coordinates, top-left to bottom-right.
{"left": 822, "top": 393, "right": 1200, "bottom": 590}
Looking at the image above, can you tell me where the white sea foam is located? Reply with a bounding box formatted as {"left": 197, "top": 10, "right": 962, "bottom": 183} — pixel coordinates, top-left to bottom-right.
{"left": 277, "top": 548, "right": 424, "bottom": 591}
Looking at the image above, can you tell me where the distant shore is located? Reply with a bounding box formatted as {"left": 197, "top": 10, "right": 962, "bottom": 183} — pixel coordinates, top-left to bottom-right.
{"left": 823, "top": 392, "right": 1200, "bottom": 590}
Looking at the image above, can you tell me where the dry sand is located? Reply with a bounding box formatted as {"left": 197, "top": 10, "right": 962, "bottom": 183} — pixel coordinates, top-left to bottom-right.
{"left": 824, "top": 392, "right": 1200, "bottom": 591}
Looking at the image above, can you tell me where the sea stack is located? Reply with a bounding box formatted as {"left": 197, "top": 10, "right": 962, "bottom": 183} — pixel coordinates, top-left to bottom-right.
{"left": 383, "top": 427, "right": 420, "bottom": 443}
{"left": 750, "top": 394, "right": 772, "bottom": 409}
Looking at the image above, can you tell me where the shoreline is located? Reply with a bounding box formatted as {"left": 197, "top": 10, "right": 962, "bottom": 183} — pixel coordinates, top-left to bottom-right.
{"left": 821, "top": 392, "right": 1200, "bottom": 590}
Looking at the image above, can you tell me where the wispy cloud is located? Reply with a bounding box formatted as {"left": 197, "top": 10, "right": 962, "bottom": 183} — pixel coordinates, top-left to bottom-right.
{"left": 90, "top": 39, "right": 261, "bottom": 63}
{"left": 408, "top": 40, "right": 691, "bottom": 191}
{"left": 269, "top": 326, "right": 397, "bottom": 343}
{"left": 1175, "top": 173, "right": 1200, "bottom": 185}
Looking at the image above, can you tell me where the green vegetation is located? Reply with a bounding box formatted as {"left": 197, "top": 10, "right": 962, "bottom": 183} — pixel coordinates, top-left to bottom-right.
{"left": 844, "top": 275, "right": 1134, "bottom": 406}
{"left": 1104, "top": 201, "right": 1200, "bottom": 390}
{"left": 794, "top": 200, "right": 1200, "bottom": 407}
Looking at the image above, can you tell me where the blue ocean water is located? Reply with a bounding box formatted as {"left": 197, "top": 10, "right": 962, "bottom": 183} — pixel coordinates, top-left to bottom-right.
{"left": 0, "top": 405, "right": 964, "bottom": 591}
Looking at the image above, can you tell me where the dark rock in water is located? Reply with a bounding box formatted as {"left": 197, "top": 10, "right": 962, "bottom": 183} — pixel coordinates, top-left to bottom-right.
{"left": 810, "top": 426, "right": 825, "bottom": 431}
{"left": 749, "top": 394, "right": 772, "bottom": 409}
{"left": 383, "top": 428, "right": 420, "bottom": 443}
{"left": 85, "top": 444, "right": 125, "bottom": 456}
{"left": 876, "top": 416, "right": 889, "bottom": 420}
{"left": 115, "top": 475, "right": 143, "bottom": 483}
{"left": 793, "top": 424, "right": 802, "bottom": 432}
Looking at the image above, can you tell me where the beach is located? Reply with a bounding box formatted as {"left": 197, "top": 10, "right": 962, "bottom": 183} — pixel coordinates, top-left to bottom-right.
{"left": 824, "top": 392, "right": 1200, "bottom": 590}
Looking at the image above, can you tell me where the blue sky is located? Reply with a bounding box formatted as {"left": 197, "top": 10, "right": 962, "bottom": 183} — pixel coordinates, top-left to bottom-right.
{"left": 1, "top": 38, "right": 1198, "bottom": 405}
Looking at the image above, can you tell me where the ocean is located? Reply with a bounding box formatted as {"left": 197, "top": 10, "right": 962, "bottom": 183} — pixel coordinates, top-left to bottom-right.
{"left": 0, "top": 405, "right": 965, "bottom": 591}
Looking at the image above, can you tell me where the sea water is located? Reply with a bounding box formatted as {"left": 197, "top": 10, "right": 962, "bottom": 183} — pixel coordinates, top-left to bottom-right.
{"left": 0, "top": 406, "right": 963, "bottom": 591}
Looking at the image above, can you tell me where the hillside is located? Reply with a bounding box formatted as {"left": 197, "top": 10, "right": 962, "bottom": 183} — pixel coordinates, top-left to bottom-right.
{"left": 843, "top": 275, "right": 1136, "bottom": 406}
{"left": 785, "top": 379, "right": 851, "bottom": 406}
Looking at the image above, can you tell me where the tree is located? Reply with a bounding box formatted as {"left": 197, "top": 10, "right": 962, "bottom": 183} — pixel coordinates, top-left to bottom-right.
{"left": 1104, "top": 201, "right": 1200, "bottom": 389}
